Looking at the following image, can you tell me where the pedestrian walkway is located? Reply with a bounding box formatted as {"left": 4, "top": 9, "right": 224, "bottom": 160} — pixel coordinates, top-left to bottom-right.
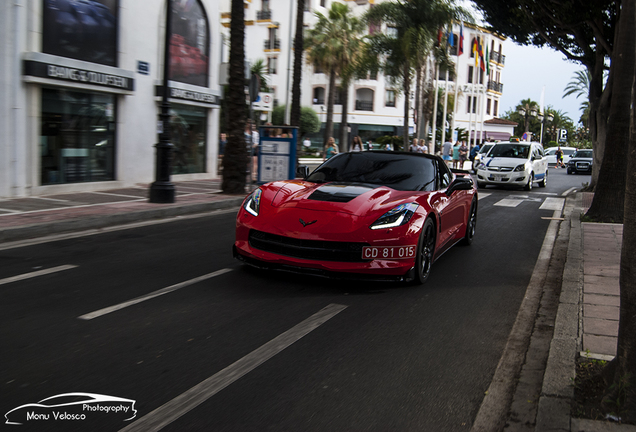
{"left": 0, "top": 179, "right": 248, "bottom": 244}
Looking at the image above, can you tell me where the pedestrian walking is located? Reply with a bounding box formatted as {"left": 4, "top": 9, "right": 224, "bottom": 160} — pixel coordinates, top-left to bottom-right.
{"left": 442, "top": 140, "right": 452, "bottom": 165}
{"left": 459, "top": 141, "right": 468, "bottom": 169}
{"left": 452, "top": 141, "right": 461, "bottom": 168}
{"left": 324, "top": 137, "right": 338, "bottom": 161}
{"left": 555, "top": 146, "right": 565, "bottom": 168}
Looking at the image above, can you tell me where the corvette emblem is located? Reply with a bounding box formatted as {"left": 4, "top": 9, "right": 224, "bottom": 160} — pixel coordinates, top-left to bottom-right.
{"left": 299, "top": 218, "right": 317, "bottom": 227}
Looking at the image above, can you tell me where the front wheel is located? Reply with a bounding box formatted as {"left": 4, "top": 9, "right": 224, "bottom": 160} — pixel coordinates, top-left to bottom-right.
{"left": 524, "top": 173, "right": 534, "bottom": 191}
{"left": 415, "top": 218, "right": 436, "bottom": 284}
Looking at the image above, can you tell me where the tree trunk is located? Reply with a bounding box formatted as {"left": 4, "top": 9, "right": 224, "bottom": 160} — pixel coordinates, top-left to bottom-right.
{"left": 415, "top": 66, "right": 422, "bottom": 140}
{"left": 588, "top": 46, "right": 611, "bottom": 189}
{"left": 402, "top": 61, "right": 411, "bottom": 151}
{"left": 603, "top": 0, "right": 636, "bottom": 421}
{"left": 585, "top": 1, "right": 632, "bottom": 223}
{"left": 222, "top": 0, "right": 248, "bottom": 194}
{"left": 324, "top": 69, "right": 336, "bottom": 147}
{"left": 291, "top": 0, "right": 304, "bottom": 128}
{"left": 339, "top": 80, "right": 350, "bottom": 152}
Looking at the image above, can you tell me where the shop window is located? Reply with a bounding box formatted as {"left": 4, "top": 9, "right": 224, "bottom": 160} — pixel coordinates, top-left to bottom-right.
{"left": 40, "top": 88, "right": 116, "bottom": 185}
{"left": 169, "top": 0, "right": 210, "bottom": 87}
{"left": 168, "top": 104, "right": 207, "bottom": 174}
{"left": 385, "top": 90, "right": 396, "bottom": 107}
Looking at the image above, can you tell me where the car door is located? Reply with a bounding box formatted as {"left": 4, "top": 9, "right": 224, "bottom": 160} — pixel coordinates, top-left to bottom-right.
{"left": 531, "top": 144, "right": 547, "bottom": 179}
{"left": 429, "top": 160, "right": 465, "bottom": 252}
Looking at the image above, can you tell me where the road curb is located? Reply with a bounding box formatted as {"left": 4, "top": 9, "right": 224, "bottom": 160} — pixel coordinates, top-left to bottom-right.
{"left": 0, "top": 198, "right": 245, "bottom": 243}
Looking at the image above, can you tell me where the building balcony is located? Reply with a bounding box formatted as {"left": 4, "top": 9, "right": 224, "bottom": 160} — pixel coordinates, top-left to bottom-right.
{"left": 490, "top": 52, "right": 506, "bottom": 65}
{"left": 264, "top": 39, "right": 281, "bottom": 50}
{"left": 355, "top": 100, "right": 374, "bottom": 111}
{"left": 487, "top": 81, "right": 504, "bottom": 93}
{"left": 257, "top": 10, "right": 272, "bottom": 20}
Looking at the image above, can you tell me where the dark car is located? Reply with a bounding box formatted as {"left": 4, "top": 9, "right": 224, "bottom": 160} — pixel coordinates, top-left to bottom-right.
{"left": 234, "top": 151, "right": 477, "bottom": 284}
{"left": 567, "top": 149, "right": 593, "bottom": 174}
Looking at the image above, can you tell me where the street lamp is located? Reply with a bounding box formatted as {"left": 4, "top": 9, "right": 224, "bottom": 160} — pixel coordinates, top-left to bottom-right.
{"left": 537, "top": 112, "right": 554, "bottom": 145}
{"left": 149, "top": 0, "right": 175, "bottom": 203}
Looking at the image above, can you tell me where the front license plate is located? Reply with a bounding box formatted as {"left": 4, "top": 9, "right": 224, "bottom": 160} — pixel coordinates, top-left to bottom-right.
{"left": 362, "top": 246, "right": 416, "bottom": 260}
{"left": 489, "top": 174, "right": 506, "bottom": 181}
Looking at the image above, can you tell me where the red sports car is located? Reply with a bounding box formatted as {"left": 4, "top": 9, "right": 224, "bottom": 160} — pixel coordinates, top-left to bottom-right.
{"left": 234, "top": 151, "right": 477, "bottom": 284}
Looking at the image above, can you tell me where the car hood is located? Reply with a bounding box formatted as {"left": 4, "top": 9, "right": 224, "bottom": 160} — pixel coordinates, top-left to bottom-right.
{"left": 482, "top": 157, "right": 528, "bottom": 169}
{"left": 569, "top": 157, "right": 593, "bottom": 162}
{"left": 264, "top": 180, "right": 423, "bottom": 216}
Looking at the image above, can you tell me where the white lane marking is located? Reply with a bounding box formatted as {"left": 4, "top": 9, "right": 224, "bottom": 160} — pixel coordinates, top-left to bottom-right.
{"left": 118, "top": 303, "right": 348, "bottom": 432}
{"left": 477, "top": 193, "right": 492, "bottom": 200}
{"left": 0, "top": 265, "right": 78, "bottom": 286}
{"left": 494, "top": 198, "right": 524, "bottom": 207}
{"left": 562, "top": 187, "right": 576, "bottom": 196}
{"left": 78, "top": 268, "right": 233, "bottom": 320}
{"left": 539, "top": 197, "right": 565, "bottom": 212}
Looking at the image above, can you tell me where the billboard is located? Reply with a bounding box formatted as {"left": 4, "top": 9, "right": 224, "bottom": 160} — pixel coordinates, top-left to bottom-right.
{"left": 42, "top": 0, "right": 118, "bottom": 67}
{"left": 169, "top": 0, "right": 210, "bottom": 87}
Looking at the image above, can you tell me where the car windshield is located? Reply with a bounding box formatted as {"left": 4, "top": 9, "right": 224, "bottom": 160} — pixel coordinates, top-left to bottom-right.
{"left": 306, "top": 152, "right": 437, "bottom": 192}
{"left": 480, "top": 144, "right": 493, "bottom": 154}
{"left": 573, "top": 150, "right": 593, "bottom": 158}
{"left": 564, "top": 149, "right": 576, "bottom": 155}
{"left": 488, "top": 144, "right": 530, "bottom": 159}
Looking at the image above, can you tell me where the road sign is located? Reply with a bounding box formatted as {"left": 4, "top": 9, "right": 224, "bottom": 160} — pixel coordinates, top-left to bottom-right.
{"left": 252, "top": 92, "right": 274, "bottom": 111}
{"left": 558, "top": 129, "right": 568, "bottom": 142}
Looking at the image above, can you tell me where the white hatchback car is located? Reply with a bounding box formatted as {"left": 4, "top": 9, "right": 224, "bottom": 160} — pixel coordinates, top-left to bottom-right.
{"left": 475, "top": 141, "right": 548, "bottom": 190}
{"left": 545, "top": 146, "right": 577, "bottom": 166}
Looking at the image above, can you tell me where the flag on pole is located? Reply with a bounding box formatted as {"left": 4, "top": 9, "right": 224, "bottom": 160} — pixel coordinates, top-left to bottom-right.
{"left": 447, "top": 26, "right": 454, "bottom": 47}
{"left": 473, "top": 38, "right": 479, "bottom": 67}
{"left": 539, "top": 86, "right": 545, "bottom": 114}
{"left": 458, "top": 23, "right": 464, "bottom": 56}
{"left": 478, "top": 39, "right": 485, "bottom": 71}
{"left": 485, "top": 46, "right": 490, "bottom": 75}
{"left": 437, "top": 28, "right": 443, "bottom": 46}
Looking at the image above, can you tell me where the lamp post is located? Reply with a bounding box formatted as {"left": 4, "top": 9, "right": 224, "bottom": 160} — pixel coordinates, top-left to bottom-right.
{"left": 149, "top": 0, "right": 175, "bottom": 203}
{"left": 537, "top": 111, "right": 554, "bottom": 145}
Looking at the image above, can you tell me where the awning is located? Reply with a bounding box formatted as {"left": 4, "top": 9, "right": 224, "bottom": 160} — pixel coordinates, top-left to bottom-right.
{"left": 486, "top": 131, "right": 512, "bottom": 140}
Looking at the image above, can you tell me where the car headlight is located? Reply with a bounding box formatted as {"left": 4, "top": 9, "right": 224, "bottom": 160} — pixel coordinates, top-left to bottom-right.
{"left": 475, "top": 162, "right": 485, "bottom": 170}
{"left": 514, "top": 164, "right": 526, "bottom": 172}
{"left": 370, "top": 203, "right": 419, "bottom": 230}
{"left": 244, "top": 188, "right": 262, "bottom": 216}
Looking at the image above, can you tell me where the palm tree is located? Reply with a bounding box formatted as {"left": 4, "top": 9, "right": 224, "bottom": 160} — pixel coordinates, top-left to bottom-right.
{"left": 290, "top": 0, "right": 304, "bottom": 130}
{"left": 222, "top": 0, "right": 248, "bottom": 194}
{"left": 365, "top": 1, "right": 471, "bottom": 149}
{"left": 305, "top": 3, "right": 357, "bottom": 147}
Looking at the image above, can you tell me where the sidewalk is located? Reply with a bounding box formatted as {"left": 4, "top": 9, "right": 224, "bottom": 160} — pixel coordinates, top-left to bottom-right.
{"left": 0, "top": 179, "right": 248, "bottom": 244}
{"left": 536, "top": 192, "right": 634, "bottom": 431}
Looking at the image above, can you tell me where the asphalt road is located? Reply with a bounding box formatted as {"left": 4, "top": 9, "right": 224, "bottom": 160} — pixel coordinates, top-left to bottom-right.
{"left": 1, "top": 167, "right": 589, "bottom": 432}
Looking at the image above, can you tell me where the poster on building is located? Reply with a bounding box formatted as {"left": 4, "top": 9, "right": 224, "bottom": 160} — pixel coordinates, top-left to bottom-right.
{"left": 169, "top": 0, "right": 209, "bottom": 87}
{"left": 42, "top": 0, "right": 119, "bottom": 67}
{"left": 258, "top": 128, "right": 298, "bottom": 183}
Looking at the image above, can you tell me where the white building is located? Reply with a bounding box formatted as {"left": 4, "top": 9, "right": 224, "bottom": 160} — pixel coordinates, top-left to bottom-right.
{"left": 1, "top": 0, "right": 223, "bottom": 199}
{"left": 220, "top": 0, "right": 414, "bottom": 149}
{"left": 437, "top": 22, "right": 516, "bottom": 146}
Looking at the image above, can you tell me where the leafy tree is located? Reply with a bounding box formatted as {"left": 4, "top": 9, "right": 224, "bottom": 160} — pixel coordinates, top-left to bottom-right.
{"left": 222, "top": 0, "right": 248, "bottom": 194}
{"left": 304, "top": 3, "right": 357, "bottom": 147}
{"left": 272, "top": 105, "right": 321, "bottom": 138}
{"left": 366, "top": 0, "right": 472, "bottom": 148}
{"left": 365, "top": 1, "right": 470, "bottom": 150}
{"left": 471, "top": 0, "right": 623, "bottom": 220}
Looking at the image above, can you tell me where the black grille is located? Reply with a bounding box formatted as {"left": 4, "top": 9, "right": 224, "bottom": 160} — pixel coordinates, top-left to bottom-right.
{"left": 249, "top": 230, "right": 369, "bottom": 262}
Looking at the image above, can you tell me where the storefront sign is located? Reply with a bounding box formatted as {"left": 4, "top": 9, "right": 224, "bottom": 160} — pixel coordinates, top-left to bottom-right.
{"left": 155, "top": 86, "right": 221, "bottom": 106}
{"left": 23, "top": 60, "right": 134, "bottom": 91}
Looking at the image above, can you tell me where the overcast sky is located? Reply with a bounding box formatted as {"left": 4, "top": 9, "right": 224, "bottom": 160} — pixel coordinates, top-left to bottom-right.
{"left": 499, "top": 42, "right": 585, "bottom": 124}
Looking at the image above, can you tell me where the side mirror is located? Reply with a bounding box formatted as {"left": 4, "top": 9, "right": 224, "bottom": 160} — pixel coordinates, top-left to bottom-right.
{"left": 296, "top": 165, "right": 310, "bottom": 179}
{"left": 446, "top": 176, "right": 473, "bottom": 196}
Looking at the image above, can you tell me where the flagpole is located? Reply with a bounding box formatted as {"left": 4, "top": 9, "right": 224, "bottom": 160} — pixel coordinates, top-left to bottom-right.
{"left": 431, "top": 63, "right": 439, "bottom": 154}
{"left": 451, "top": 22, "right": 463, "bottom": 143}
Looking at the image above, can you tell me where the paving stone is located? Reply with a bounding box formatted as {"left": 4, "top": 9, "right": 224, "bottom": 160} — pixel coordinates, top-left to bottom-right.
{"left": 583, "top": 317, "right": 619, "bottom": 337}
{"left": 583, "top": 334, "right": 617, "bottom": 356}
{"left": 583, "top": 293, "right": 620, "bottom": 307}
{"left": 583, "top": 304, "right": 620, "bottom": 320}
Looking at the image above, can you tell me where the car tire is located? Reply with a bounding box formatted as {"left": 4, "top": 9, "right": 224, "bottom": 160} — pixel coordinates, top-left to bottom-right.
{"left": 415, "top": 218, "right": 436, "bottom": 284}
{"left": 524, "top": 173, "right": 534, "bottom": 191}
{"left": 567, "top": 168, "right": 572, "bottom": 174}
{"left": 538, "top": 170, "right": 547, "bottom": 187}
{"left": 461, "top": 199, "right": 477, "bottom": 246}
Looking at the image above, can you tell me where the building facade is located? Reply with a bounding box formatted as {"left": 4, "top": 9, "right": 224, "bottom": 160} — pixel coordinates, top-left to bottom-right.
{"left": 1, "top": 0, "right": 223, "bottom": 199}
{"left": 220, "top": 0, "right": 414, "bottom": 150}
